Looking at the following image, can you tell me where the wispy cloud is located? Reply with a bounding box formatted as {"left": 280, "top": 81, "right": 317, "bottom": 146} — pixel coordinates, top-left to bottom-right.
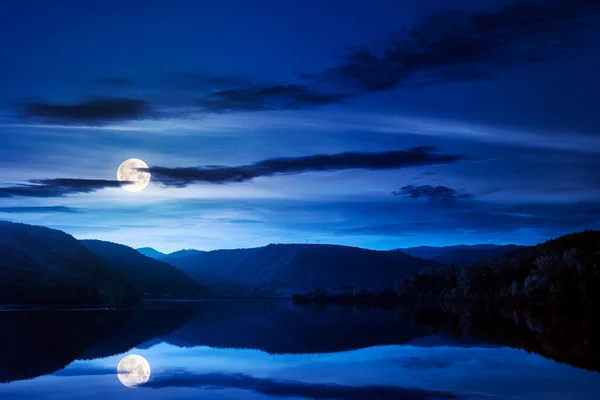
{"left": 393, "top": 185, "right": 473, "bottom": 201}
{"left": 16, "top": 97, "right": 152, "bottom": 125}
{"left": 0, "top": 179, "right": 127, "bottom": 198}
{"left": 315, "top": 0, "right": 600, "bottom": 92}
{"left": 196, "top": 83, "right": 352, "bottom": 112}
{"left": 10, "top": 1, "right": 598, "bottom": 127}
{"left": 142, "top": 147, "right": 465, "bottom": 187}
{"left": 0, "top": 206, "right": 80, "bottom": 213}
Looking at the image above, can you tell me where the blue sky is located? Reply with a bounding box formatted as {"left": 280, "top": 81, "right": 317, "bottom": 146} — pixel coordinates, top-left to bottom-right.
{"left": 1, "top": 0, "right": 599, "bottom": 252}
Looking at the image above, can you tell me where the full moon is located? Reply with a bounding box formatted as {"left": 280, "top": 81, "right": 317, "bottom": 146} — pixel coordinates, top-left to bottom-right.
{"left": 117, "top": 158, "right": 151, "bottom": 192}
{"left": 117, "top": 354, "right": 151, "bottom": 388}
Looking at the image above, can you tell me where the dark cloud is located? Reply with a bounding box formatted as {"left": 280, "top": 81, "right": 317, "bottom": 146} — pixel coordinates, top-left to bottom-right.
{"left": 143, "top": 369, "right": 462, "bottom": 400}
{"left": 142, "top": 147, "right": 465, "bottom": 187}
{"left": 0, "top": 148, "right": 464, "bottom": 197}
{"left": 315, "top": 0, "right": 600, "bottom": 92}
{"left": 393, "top": 185, "right": 473, "bottom": 201}
{"left": 196, "top": 83, "right": 352, "bottom": 112}
{"left": 93, "top": 77, "right": 137, "bottom": 87}
{"left": 0, "top": 179, "right": 127, "bottom": 198}
{"left": 15, "top": 78, "right": 351, "bottom": 121}
{"left": 0, "top": 206, "right": 79, "bottom": 213}
{"left": 166, "top": 73, "right": 352, "bottom": 112}
{"left": 17, "top": 97, "right": 152, "bottom": 125}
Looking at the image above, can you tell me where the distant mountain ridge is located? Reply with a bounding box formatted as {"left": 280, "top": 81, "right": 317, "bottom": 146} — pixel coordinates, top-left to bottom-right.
{"left": 81, "top": 240, "right": 207, "bottom": 299}
{"left": 161, "top": 243, "right": 439, "bottom": 296}
{"left": 401, "top": 244, "right": 522, "bottom": 265}
{"left": 136, "top": 247, "right": 166, "bottom": 259}
{"left": 0, "top": 221, "right": 139, "bottom": 305}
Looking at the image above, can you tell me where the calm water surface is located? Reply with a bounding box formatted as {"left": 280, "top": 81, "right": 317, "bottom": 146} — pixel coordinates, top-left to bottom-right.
{"left": 1, "top": 300, "right": 599, "bottom": 399}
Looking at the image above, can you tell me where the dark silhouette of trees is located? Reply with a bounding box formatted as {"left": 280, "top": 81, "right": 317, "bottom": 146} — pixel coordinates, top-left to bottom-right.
{"left": 397, "top": 230, "right": 600, "bottom": 306}
{"left": 0, "top": 221, "right": 139, "bottom": 306}
{"left": 294, "top": 231, "right": 600, "bottom": 308}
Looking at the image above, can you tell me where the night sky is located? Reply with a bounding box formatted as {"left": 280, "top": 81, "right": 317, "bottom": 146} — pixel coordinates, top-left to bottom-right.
{"left": 1, "top": 0, "right": 599, "bottom": 252}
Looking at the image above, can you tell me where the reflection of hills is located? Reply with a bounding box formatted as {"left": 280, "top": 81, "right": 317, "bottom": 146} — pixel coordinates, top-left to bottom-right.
{"left": 78, "top": 305, "right": 198, "bottom": 359}
{"left": 163, "top": 300, "right": 428, "bottom": 354}
{"left": 0, "top": 310, "right": 116, "bottom": 383}
{"left": 401, "top": 301, "right": 600, "bottom": 373}
{"left": 0, "top": 305, "right": 198, "bottom": 383}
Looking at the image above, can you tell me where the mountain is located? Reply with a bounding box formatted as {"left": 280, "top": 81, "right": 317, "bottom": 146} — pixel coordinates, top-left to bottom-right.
{"left": 161, "top": 243, "right": 439, "bottom": 296}
{"left": 136, "top": 247, "right": 166, "bottom": 259}
{"left": 81, "top": 240, "right": 206, "bottom": 299}
{"left": 401, "top": 244, "right": 522, "bottom": 265}
{"left": 0, "top": 221, "right": 139, "bottom": 306}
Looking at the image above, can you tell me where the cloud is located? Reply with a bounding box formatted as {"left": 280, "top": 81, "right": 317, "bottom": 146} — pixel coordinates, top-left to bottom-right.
{"left": 196, "top": 83, "right": 352, "bottom": 112}
{"left": 0, "top": 148, "right": 464, "bottom": 197}
{"left": 0, "top": 179, "right": 126, "bottom": 198}
{"left": 14, "top": 78, "right": 351, "bottom": 123}
{"left": 393, "top": 185, "right": 473, "bottom": 201}
{"left": 167, "top": 74, "right": 352, "bottom": 112}
{"left": 10, "top": 1, "right": 600, "bottom": 125}
{"left": 143, "top": 369, "right": 462, "bottom": 400}
{"left": 142, "top": 146, "right": 465, "bottom": 187}
{"left": 315, "top": 0, "right": 600, "bottom": 92}
{"left": 0, "top": 206, "right": 79, "bottom": 213}
{"left": 17, "top": 97, "right": 152, "bottom": 125}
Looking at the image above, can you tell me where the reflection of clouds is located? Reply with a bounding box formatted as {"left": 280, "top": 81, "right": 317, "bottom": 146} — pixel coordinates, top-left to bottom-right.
{"left": 53, "top": 367, "right": 115, "bottom": 377}
{"left": 142, "top": 369, "right": 462, "bottom": 400}
{"left": 398, "top": 356, "right": 467, "bottom": 370}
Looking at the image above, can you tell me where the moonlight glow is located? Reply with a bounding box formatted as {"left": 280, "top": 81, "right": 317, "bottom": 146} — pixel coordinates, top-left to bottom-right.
{"left": 117, "top": 158, "right": 151, "bottom": 192}
{"left": 117, "top": 354, "right": 151, "bottom": 388}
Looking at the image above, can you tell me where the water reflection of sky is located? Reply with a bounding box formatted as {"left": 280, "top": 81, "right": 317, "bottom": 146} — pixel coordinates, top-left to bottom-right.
{"left": 1, "top": 340, "right": 600, "bottom": 400}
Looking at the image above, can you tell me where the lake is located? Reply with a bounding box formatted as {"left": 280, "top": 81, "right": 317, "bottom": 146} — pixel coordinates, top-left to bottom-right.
{"left": 1, "top": 300, "right": 599, "bottom": 399}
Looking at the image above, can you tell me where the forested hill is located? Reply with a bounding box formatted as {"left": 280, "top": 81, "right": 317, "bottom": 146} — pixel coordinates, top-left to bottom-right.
{"left": 0, "top": 221, "right": 139, "bottom": 305}
{"left": 401, "top": 244, "right": 522, "bottom": 265}
{"left": 399, "top": 230, "right": 600, "bottom": 304}
{"left": 161, "top": 243, "right": 439, "bottom": 296}
{"left": 81, "top": 240, "right": 206, "bottom": 299}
